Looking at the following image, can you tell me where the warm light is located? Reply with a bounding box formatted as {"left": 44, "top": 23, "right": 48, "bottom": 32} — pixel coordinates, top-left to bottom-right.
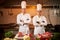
{"left": 31, "top": 5, "right": 35, "bottom": 9}
{"left": 28, "top": 5, "right": 36, "bottom": 9}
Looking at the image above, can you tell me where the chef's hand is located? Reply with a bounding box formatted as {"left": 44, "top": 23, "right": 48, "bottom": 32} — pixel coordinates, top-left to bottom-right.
{"left": 36, "top": 21, "right": 41, "bottom": 24}
{"left": 27, "top": 19, "right": 29, "bottom": 20}
{"left": 20, "top": 20, "right": 24, "bottom": 22}
{"left": 42, "top": 21, "right": 45, "bottom": 23}
{"left": 23, "top": 23, "right": 29, "bottom": 25}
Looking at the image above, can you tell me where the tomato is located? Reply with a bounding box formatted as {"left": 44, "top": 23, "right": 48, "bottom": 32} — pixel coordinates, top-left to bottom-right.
{"left": 29, "top": 33, "right": 33, "bottom": 37}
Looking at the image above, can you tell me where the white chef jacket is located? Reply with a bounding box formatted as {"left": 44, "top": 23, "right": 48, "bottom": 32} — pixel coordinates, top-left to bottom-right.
{"left": 33, "top": 15, "right": 47, "bottom": 35}
{"left": 17, "top": 13, "right": 31, "bottom": 35}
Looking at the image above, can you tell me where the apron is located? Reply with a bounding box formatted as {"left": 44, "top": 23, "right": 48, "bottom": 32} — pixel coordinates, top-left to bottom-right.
{"left": 19, "top": 25, "right": 29, "bottom": 35}
{"left": 34, "top": 25, "right": 45, "bottom": 35}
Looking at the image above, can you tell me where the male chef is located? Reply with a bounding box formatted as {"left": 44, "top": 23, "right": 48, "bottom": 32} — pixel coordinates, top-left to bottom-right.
{"left": 33, "top": 4, "right": 47, "bottom": 36}
{"left": 15, "top": 1, "right": 31, "bottom": 38}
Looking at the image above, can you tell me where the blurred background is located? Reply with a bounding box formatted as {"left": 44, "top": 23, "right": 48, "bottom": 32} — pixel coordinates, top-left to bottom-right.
{"left": 0, "top": 0, "right": 60, "bottom": 40}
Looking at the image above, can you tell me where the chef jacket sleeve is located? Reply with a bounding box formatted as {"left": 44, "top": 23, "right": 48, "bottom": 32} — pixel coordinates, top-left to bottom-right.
{"left": 40, "top": 16, "right": 47, "bottom": 26}
{"left": 17, "top": 14, "right": 23, "bottom": 25}
{"left": 33, "top": 16, "right": 39, "bottom": 26}
{"left": 24, "top": 14, "right": 31, "bottom": 23}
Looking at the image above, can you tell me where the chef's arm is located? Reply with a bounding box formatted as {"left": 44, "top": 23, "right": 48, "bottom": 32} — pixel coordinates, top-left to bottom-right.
{"left": 25, "top": 15, "right": 31, "bottom": 23}
{"left": 24, "top": 15, "right": 31, "bottom": 25}
{"left": 33, "top": 17, "right": 40, "bottom": 26}
{"left": 40, "top": 18, "right": 47, "bottom": 26}
{"left": 17, "top": 15, "right": 23, "bottom": 25}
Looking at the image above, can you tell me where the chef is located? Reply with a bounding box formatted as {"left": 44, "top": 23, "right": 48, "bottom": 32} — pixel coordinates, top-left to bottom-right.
{"left": 33, "top": 4, "right": 47, "bottom": 36}
{"left": 15, "top": 1, "right": 31, "bottom": 38}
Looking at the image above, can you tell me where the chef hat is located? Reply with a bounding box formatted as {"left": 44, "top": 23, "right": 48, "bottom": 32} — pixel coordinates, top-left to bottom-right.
{"left": 21, "top": 1, "right": 26, "bottom": 8}
{"left": 37, "top": 4, "right": 42, "bottom": 11}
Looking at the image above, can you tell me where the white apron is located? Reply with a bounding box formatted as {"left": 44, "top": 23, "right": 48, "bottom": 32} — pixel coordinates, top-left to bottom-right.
{"left": 34, "top": 26, "right": 45, "bottom": 35}
{"left": 19, "top": 25, "right": 29, "bottom": 35}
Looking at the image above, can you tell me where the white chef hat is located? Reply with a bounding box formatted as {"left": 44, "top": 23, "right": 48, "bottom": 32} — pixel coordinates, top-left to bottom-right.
{"left": 21, "top": 1, "right": 26, "bottom": 8}
{"left": 37, "top": 4, "right": 42, "bottom": 11}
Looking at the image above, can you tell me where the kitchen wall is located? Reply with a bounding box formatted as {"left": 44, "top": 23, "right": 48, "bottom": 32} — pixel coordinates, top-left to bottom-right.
{"left": 0, "top": 7, "right": 60, "bottom": 25}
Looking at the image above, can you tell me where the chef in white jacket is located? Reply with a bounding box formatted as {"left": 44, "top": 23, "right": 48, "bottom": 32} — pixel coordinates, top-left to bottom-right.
{"left": 33, "top": 4, "right": 47, "bottom": 36}
{"left": 15, "top": 1, "right": 31, "bottom": 38}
